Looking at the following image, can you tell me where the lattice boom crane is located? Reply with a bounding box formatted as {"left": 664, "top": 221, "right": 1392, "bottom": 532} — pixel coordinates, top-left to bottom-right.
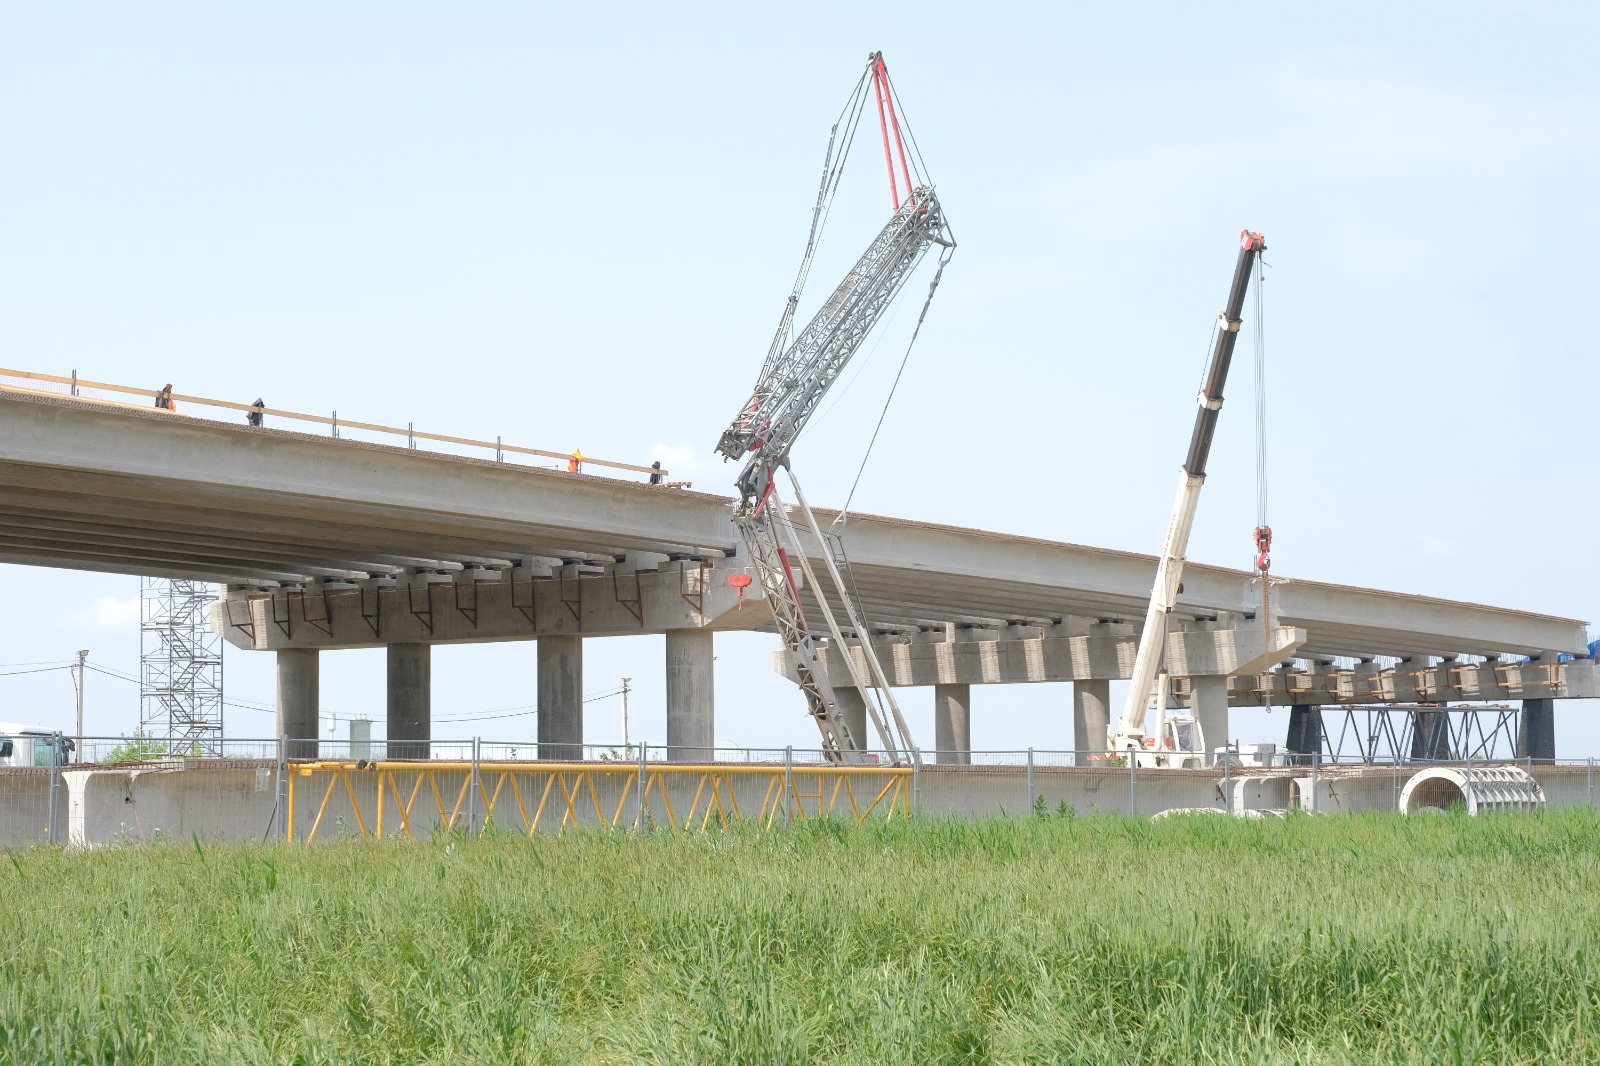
{"left": 716, "top": 52, "right": 954, "bottom": 765}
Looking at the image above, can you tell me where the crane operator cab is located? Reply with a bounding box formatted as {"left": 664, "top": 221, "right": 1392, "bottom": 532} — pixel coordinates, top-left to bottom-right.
{"left": 0, "top": 724, "right": 74, "bottom": 768}
{"left": 1147, "top": 714, "right": 1206, "bottom": 769}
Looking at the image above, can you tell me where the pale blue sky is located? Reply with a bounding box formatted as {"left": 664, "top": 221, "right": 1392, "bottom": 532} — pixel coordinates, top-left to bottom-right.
{"left": 1, "top": 2, "right": 1595, "bottom": 754}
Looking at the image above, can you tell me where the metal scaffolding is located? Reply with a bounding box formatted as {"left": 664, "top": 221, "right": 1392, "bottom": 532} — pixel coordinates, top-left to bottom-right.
{"left": 139, "top": 577, "right": 224, "bottom": 755}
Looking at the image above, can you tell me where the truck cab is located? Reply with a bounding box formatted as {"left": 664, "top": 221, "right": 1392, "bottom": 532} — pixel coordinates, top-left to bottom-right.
{"left": 0, "top": 723, "right": 74, "bottom": 768}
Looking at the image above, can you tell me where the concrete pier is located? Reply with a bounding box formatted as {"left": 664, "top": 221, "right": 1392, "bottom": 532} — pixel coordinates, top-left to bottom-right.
{"left": 1191, "top": 676, "right": 1229, "bottom": 762}
{"left": 276, "top": 649, "right": 319, "bottom": 759}
{"left": 1518, "top": 697, "right": 1555, "bottom": 764}
{"left": 538, "top": 636, "right": 584, "bottom": 760}
{"left": 1073, "top": 679, "right": 1111, "bottom": 756}
{"left": 1285, "top": 704, "right": 1322, "bottom": 766}
{"left": 1410, "top": 708, "right": 1450, "bottom": 761}
{"left": 387, "top": 643, "right": 431, "bottom": 759}
{"left": 835, "top": 686, "right": 868, "bottom": 750}
{"left": 934, "top": 683, "right": 971, "bottom": 764}
{"left": 665, "top": 630, "right": 714, "bottom": 761}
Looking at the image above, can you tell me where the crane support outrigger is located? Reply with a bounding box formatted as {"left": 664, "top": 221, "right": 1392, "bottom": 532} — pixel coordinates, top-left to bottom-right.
{"left": 716, "top": 53, "right": 954, "bottom": 766}
{"left": 1111, "top": 230, "right": 1266, "bottom": 768}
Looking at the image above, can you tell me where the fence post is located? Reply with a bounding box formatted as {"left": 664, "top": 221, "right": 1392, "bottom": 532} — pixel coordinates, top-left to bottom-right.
{"left": 1026, "top": 747, "right": 1035, "bottom": 813}
{"left": 1128, "top": 753, "right": 1138, "bottom": 815}
{"left": 783, "top": 745, "right": 793, "bottom": 824}
{"left": 637, "top": 740, "right": 649, "bottom": 829}
{"left": 911, "top": 749, "right": 920, "bottom": 820}
{"left": 1222, "top": 748, "right": 1231, "bottom": 811}
{"left": 276, "top": 736, "right": 289, "bottom": 841}
{"left": 48, "top": 733, "right": 62, "bottom": 845}
{"left": 467, "top": 737, "right": 481, "bottom": 835}
{"left": 1311, "top": 748, "right": 1320, "bottom": 813}
{"left": 1589, "top": 756, "right": 1594, "bottom": 810}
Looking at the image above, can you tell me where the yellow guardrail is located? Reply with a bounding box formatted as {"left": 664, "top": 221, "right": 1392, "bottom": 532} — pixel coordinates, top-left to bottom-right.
{"left": 286, "top": 760, "right": 912, "bottom": 841}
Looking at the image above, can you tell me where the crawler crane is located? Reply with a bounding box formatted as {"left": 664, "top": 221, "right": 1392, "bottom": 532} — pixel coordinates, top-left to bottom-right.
{"left": 1110, "top": 231, "right": 1266, "bottom": 768}
{"left": 715, "top": 53, "right": 954, "bottom": 765}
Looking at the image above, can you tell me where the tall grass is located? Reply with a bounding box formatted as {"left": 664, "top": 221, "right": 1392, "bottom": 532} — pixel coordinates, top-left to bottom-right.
{"left": 2, "top": 811, "right": 1598, "bottom": 1064}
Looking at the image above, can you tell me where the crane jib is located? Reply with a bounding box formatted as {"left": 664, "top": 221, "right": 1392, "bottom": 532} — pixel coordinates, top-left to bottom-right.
{"left": 1182, "top": 236, "right": 1265, "bottom": 479}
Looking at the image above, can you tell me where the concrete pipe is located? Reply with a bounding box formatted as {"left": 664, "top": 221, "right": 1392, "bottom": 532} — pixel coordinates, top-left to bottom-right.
{"left": 1399, "top": 765, "right": 1545, "bottom": 815}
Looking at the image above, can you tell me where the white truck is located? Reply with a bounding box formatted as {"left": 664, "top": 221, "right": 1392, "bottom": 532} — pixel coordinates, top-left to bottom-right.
{"left": 0, "top": 723, "right": 74, "bottom": 767}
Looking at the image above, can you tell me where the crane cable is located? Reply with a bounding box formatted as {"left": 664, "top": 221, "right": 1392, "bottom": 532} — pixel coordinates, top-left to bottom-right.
{"left": 1251, "top": 253, "right": 1272, "bottom": 650}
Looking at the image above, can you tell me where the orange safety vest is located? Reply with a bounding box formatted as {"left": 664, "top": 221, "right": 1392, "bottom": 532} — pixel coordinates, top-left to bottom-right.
{"left": 567, "top": 449, "right": 584, "bottom": 473}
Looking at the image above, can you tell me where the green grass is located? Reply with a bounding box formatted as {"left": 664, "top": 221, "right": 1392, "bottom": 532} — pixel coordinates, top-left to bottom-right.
{"left": 3, "top": 811, "right": 1600, "bottom": 1065}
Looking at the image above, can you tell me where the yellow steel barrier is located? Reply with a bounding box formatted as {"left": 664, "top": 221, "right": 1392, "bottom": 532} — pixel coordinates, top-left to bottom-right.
{"left": 285, "top": 760, "right": 912, "bottom": 842}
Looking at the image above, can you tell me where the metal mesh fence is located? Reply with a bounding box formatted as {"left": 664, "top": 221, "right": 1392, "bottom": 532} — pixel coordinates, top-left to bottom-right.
{"left": 3, "top": 735, "right": 1597, "bottom": 848}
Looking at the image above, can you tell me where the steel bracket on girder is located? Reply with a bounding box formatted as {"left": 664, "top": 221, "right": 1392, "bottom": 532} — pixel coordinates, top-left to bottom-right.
{"left": 297, "top": 589, "right": 335, "bottom": 638}
{"left": 613, "top": 571, "right": 644, "bottom": 628}
{"left": 222, "top": 597, "right": 256, "bottom": 643}
{"left": 454, "top": 579, "right": 479, "bottom": 629}
{"left": 359, "top": 586, "right": 387, "bottom": 639}
{"left": 406, "top": 582, "right": 435, "bottom": 635}
{"left": 558, "top": 570, "right": 582, "bottom": 624}
{"left": 677, "top": 561, "right": 709, "bottom": 616}
{"left": 272, "top": 592, "right": 293, "bottom": 639}
{"left": 511, "top": 577, "right": 538, "bottom": 627}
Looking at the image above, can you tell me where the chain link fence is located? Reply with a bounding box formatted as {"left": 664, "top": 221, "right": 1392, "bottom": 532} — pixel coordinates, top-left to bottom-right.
{"left": 3, "top": 732, "right": 1597, "bottom": 848}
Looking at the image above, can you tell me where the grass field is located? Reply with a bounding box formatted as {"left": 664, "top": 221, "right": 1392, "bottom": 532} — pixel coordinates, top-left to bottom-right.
{"left": 3, "top": 811, "right": 1598, "bottom": 1065}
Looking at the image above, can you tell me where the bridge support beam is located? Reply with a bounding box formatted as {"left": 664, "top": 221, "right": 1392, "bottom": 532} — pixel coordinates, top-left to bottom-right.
{"left": 387, "top": 643, "right": 431, "bottom": 759}
{"left": 1285, "top": 704, "right": 1322, "bottom": 766}
{"left": 1410, "top": 707, "right": 1450, "bottom": 761}
{"left": 1073, "top": 679, "right": 1110, "bottom": 757}
{"left": 276, "top": 649, "right": 319, "bottom": 760}
{"left": 1517, "top": 697, "right": 1555, "bottom": 764}
{"left": 665, "top": 630, "right": 714, "bottom": 762}
{"left": 934, "top": 683, "right": 971, "bottom": 765}
{"left": 1191, "top": 676, "right": 1229, "bottom": 763}
{"left": 538, "top": 636, "right": 584, "bottom": 760}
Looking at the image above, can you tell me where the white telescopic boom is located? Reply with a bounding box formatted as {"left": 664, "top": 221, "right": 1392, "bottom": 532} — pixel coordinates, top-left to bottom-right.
{"left": 1114, "top": 230, "right": 1265, "bottom": 747}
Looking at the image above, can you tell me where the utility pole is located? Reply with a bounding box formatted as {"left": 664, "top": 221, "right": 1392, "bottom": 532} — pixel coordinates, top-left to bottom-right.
{"left": 620, "top": 677, "right": 632, "bottom": 752}
{"left": 74, "top": 649, "right": 88, "bottom": 764}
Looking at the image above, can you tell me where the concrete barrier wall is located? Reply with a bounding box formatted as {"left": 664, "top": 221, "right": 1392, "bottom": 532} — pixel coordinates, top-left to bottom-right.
{"left": 2, "top": 761, "right": 1594, "bottom": 848}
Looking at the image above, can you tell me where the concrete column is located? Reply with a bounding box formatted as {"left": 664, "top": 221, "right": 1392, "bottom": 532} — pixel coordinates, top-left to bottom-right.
{"left": 1073, "top": 679, "right": 1111, "bottom": 757}
{"left": 276, "top": 649, "right": 319, "bottom": 760}
{"left": 834, "top": 686, "right": 869, "bottom": 751}
{"left": 1191, "top": 676, "right": 1229, "bottom": 763}
{"left": 665, "top": 629, "right": 714, "bottom": 762}
{"left": 1517, "top": 697, "right": 1555, "bottom": 764}
{"left": 1285, "top": 704, "right": 1322, "bottom": 766}
{"left": 538, "top": 636, "right": 583, "bottom": 760}
{"left": 934, "top": 683, "right": 971, "bottom": 765}
{"left": 387, "top": 643, "right": 431, "bottom": 760}
{"left": 1410, "top": 708, "right": 1450, "bottom": 761}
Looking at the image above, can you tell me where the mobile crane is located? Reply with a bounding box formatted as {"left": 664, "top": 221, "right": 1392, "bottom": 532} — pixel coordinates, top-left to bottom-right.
{"left": 1110, "top": 231, "right": 1266, "bottom": 768}
{"left": 715, "top": 53, "right": 954, "bottom": 765}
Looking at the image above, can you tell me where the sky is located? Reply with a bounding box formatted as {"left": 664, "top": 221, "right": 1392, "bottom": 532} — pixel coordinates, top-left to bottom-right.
{"left": 1, "top": 1, "right": 1596, "bottom": 756}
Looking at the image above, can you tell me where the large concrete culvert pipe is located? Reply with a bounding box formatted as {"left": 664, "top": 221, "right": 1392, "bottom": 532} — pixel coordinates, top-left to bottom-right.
{"left": 1399, "top": 765, "right": 1545, "bottom": 815}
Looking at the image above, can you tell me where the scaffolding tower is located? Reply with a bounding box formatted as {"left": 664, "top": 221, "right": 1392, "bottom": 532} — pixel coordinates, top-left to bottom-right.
{"left": 139, "top": 577, "right": 224, "bottom": 755}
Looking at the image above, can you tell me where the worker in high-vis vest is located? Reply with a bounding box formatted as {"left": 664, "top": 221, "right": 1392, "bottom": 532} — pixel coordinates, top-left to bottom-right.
{"left": 153, "top": 384, "right": 177, "bottom": 412}
{"left": 568, "top": 449, "right": 584, "bottom": 473}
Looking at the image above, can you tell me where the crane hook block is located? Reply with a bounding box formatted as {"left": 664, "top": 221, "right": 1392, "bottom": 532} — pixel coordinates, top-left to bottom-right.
{"left": 1240, "top": 230, "right": 1266, "bottom": 251}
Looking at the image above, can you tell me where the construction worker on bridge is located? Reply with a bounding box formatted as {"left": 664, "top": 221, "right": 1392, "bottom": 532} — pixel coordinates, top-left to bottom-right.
{"left": 246, "top": 398, "right": 265, "bottom": 427}
{"left": 649, "top": 461, "right": 662, "bottom": 485}
{"left": 153, "top": 384, "right": 177, "bottom": 412}
{"left": 567, "top": 448, "right": 584, "bottom": 474}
